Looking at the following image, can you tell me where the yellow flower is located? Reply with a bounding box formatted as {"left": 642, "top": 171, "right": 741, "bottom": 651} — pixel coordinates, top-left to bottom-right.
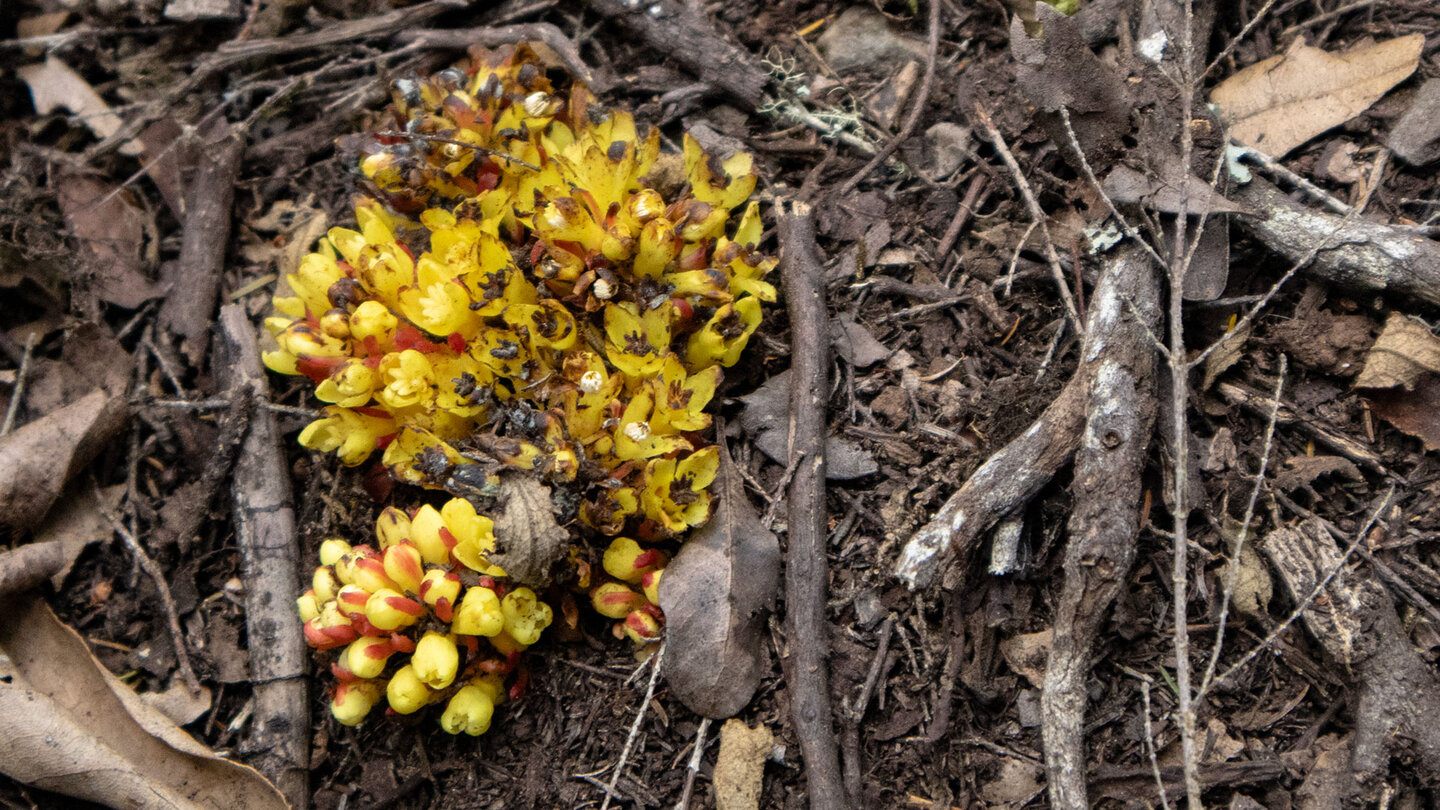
{"left": 386, "top": 664, "right": 434, "bottom": 714}
{"left": 382, "top": 542, "right": 424, "bottom": 594}
{"left": 374, "top": 508, "right": 410, "bottom": 550}
{"left": 452, "top": 585, "right": 504, "bottom": 637}
{"left": 581, "top": 485, "right": 638, "bottom": 536}
{"left": 440, "top": 679, "right": 498, "bottom": 736}
{"left": 614, "top": 389, "right": 692, "bottom": 462}
{"left": 345, "top": 637, "right": 397, "bottom": 680}
{"left": 299, "top": 407, "right": 395, "bottom": 466}
{"left": 412, "top": 631, "right": 460, "bottom": 689}
{"left": 685, "top": 296, "right": 762, "bottom": 370}
{"left": 648, "top": 357, "right": 718, "bottom": 434}
{"left": 314, "top": 359, "right": 378, "bottom": 408}
{"left": 332, "top": 680, "right": 383, "bottom": 726}
{"left": 365, "top": 588, "right": 424, "bottom": 631}
{"left": 604, "top": 302, "right": 670, "bottom": 379}
{"left": 419, "top": 569, "right": 461, "bottom": 619}
{"left": 622, "top": 610, "right": 662, "bottom": 644}
{"left": 377, "top": 349, "right": 436, "bottom": 410}
{"left": 350, "top": 300, "right": 398, "bottom": 343}
{"left": 443, "top": 498, "right": 505, "bottom": 576}
{"left": 602, "top": 537, "right": 666, "bottom": 584}
{"left": 501, "top": 588, "right": 552, "bottom": 646}
{"left": 641, "top": 447, "right": 720, "bottom": 533}
{"left": 329, "top": 202, "right": 415, "bottom": 302}
{"left": 591, "top": 582, "right": 646, "bottom": 619}
{"left": 296, "top": 590, "right": 321, "bottom": 622}
{"left": 683, "top": 133, "right": 757, "bottom": 213}
{"left": 318, "top": 538, "right": 352, "bottom": 566}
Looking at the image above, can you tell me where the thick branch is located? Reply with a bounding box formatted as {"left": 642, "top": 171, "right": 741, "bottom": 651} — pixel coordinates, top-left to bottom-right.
{"left": 777, "top": 200, "right": 849, "bottom": 810}
{"left": 1233, "top": 177, "right": 1440, "bottom": 307}
{"left": 216, "top": 306, "right": 309, "bottom": 809}
{"left": 1042, "top": 243, "right": 1161, "bottom": 809}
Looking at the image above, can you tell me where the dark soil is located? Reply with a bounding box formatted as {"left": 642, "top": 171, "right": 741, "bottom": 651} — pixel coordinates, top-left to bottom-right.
{"left": 2, "top": 0, "right": 1440, "bottom": 808}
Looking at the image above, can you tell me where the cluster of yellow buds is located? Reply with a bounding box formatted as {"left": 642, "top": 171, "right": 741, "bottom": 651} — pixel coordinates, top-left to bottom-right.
{"left": 295, "top": 501, "right": 553, "bottom": 733}
{"left": 590, "top": 537, "right": 667, "bottom": 643}
{"left": 261, "top": 44, "right": 773, "bottom": 540}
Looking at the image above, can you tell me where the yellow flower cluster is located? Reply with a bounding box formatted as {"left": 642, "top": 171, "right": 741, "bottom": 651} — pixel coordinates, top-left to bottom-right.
{"left": 591, "top": 537, "right": 667, "bottom": 643}
{"left": 297, "top": 500, "right": 553, "bottom": 733}
{"left": 262, "top": 44, "right": 773, "bottom": 538}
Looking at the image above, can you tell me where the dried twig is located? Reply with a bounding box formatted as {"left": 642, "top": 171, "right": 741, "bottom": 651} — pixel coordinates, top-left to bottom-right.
{"left": 1041, "top": 243, "right": 1161, "bottom": 810}
{"left": 1, "top": 332, "right": 38, "bottom": 436}
{"left": 972, "top": 103, "right": 1083, "bottom": 333}
{"left": 777, "top": 199, "right": 848, "bottom": 810}
{"left": 400, "top": 23, "right": 593, "bottom": 84}
{"left": 599, "top": 643, "right": 665, "bottom": 810}
{"left": 835, "top": 0, "right": 940, "bottom": 196}
{"left": 0, "top": 541, "right": 67, "bottom": 598}
{"left": 216, "top": 306, "right": 309, "bottom": 809}
{"left": 675, "top": 717, "right": 712, "bottom": 810}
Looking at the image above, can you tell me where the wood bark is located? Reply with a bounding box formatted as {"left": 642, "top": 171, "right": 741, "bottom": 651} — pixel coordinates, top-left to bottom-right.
{"left": 1042, "top": 242, "right": 1161, "bottom": 809}
{"left": 216, "top": 305, "right": 310, "bottom": 809}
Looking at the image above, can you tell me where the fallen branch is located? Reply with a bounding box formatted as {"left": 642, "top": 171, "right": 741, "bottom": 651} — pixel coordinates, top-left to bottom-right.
{"left": 1260, "top": 516, "right": 1440, "bottom": 789}
{"left": 1041, "top": 242, "right": 1161, "bottom": 810}
{"left": 583, "top": 0, "right": 770, "bottom": 109}
{"left": 215, "top": 305, "right": 309, "bottom": 809}
{"left": 157, "top": 129, "right": 245, "bottom": 368}
{"left": 777, "top": 199, "right": 848, "bottom": 810}
{"left": 1233, "top": 177, "right": 1440, "bottom": 308}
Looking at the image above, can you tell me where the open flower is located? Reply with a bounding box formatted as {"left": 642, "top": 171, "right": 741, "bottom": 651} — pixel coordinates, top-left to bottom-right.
{"left": 641, "top": 447, "right": 720, "bottom": 533}
{"left": 501, "top": 588, "right": 552, "bottom": 646}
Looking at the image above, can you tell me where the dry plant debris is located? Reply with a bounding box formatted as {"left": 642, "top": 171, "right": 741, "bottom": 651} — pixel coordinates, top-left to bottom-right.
{"left": 3, "top": 0, "right": 1440, "bottom": 808}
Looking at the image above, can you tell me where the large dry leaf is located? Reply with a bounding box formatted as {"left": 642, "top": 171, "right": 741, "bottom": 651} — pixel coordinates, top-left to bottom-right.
{"left": 0, "top": 388, "right": 129, "bottom": 530}
{"left": 659, "top": 446, "right": 780, "bottom": 718}
{"left": 1210, "top": 35, "right": 1423, "bottom": 158}
{"left": 18, "top": 57, "right": 143, "bottom": 156}
{"left": 0, "top": 597, "right": 286, "bottom": 809}
{"left": 1354, "top": 313, "right": 1440, "bottom": 390}
{"left": 57, "top": 173, "right": 164, "bottom": 309}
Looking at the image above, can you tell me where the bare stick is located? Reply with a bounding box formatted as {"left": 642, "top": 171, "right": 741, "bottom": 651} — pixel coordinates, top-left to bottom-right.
{"left": 1, "top": 332, "right": 38, "bottom": 435}
{"left": 1198, "top": 357, "right": 1285, "bottom": 697}
{"left": 599, "top": 643, "right": 665, "bottom": 810}
{"left": 1042, "top": 243, "right": 1162, "bottom": 810}
{"left": 400, "top": 23, "right": 593, "bottom": 84}
{"left": 675, "top": 716, "right": 712, "bottom": 810}
{"left": 835, "top": 0, "right": 940, "bottom": 196}
{"left": 1213, "top": 379, "right": 1387, "bottom": 475}
{"left": 973, "top": 103, "right": 1083, "bottom": 334}
{"left": 216, "top": 305, "right": 309, "bottom": 809}
{"left": 777, "top": 199, "right": 849, "bottom": 810}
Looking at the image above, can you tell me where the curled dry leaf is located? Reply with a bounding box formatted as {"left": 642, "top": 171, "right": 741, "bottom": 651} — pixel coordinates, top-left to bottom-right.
{"left": 659, "top": 444, "right": 780, "bottom": 718}
{"left": 0, "top": 388, "right": 129, "bottom": 530}
{"left": 1355, "top": 313, "right": 1440, "bottom": 451}
{"left": 19, "top": 56, "right": 143, "bottom": 156}
{"left": 486, "top": 471, "right": 569, "bottom": 589}
{"left": 1210, "top": 35, "right": 1423, "bottom": 159}
{"left": 0, "top": 596, "right": 286, "bottom": 810}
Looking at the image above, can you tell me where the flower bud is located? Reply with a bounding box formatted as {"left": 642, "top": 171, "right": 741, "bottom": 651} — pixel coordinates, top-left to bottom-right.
{"left": 351, "top": 555, "right": 399, "bottom": 595}
{"left": 623, "top": 610, "right": 663, "bottom": 644}
{"left": 627, "top": 189, "right": 666, "bottom": 224}
{"left": 440, "top": 681, "right": 496, "bottom": 736}
{"left": 409, "top": 504, "right": 453, "bottom": 566}
{"left": 501, "top": 588, "right": 553, "bottom": 647}
{"left": 345, "top": 637, "right": 396, "bottom": 680}
{"left": 412, "top": 631, "right": 460, "bottom": 689}
{"left": 375, "top": 506, "right": 411, "bottom": 550}
{"left": 452, "top": 585, "right": 504, "bottom": 637}
{"left": 318, "top": 539, "right": 352, "bottom": 567}
{"left": 365, "top": 588, "right": 425, "bottom": 631}
{"left": 350, "top": 300, "right": 398, "bottom": 342}
{"left": 602, "top": 537, "right": 665, "bottom": 584}
{"left": 386, "top": 664, "right": 434, "bottom": 714}
{"left": 335, "top": 585, "right": 372, "bottom": 619}
{"left": 297, "top": 589, "right": 321, "bottom": 622}
{"left": 419, "top": 570, "right": 461, "bottom": 621}
{"left": 332, "top": 680, "right": 383, "bottom": 726}
{"left": 319, "top": 308, "right": 351, "bottom": 340}
{"left": 382, "top": 542, "right": 425, "bottom": 594}
{"left": 312, "top": 566, "right": 340, "bottom": 602}
{"left": 640, "top": 569, "right": 662, "bottom": 605}
{"left": 591, "top": 582, "right": 647, "bottom": 619}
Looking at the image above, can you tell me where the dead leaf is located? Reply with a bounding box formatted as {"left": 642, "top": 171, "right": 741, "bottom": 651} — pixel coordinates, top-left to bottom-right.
{"left": 32, "top": 482, "right": 126, "bottom": 588}
{"left": 1362, "top": 377, "right": 1440, "bottom": 452}
{"left": 741, "top": 371, "right": 878, "bottom": 480}
{"left": 1229, "top": 543, "right": 1273, "bottom": 622}
{"left": 660, "top": 444, "right": 780, "bottom": 718}
{"left": 244, "top": 197, "right": 329, "bottom": 277}
{"left": 1209, "top": 35, "right": 1424, "bottom": 158}
{"left": 1103, "top": 163, "right": 1246, "bottom": 216}
{"left": 19, "top": 57, "right": 143, "bottom": 156}
{"left": 1202, "top": 320, "right": 1250, "bottom": 391}
{"left": 486, "top": 471, "right": 568, "bottom": 589}
{"left": 56, "top": 172, "right": 164, "bottom": 309}
{"left": 1354, "top": 313, "right": 1440, "bottom": 390}
{"left": 0, "top": 596, "right": 285, "bottom": 809}
{"left": 976, "top": 755, "right": 1045, "bottom": 805}
{"left": 714, "top": 720, "right": 773, "bottom": 810}
{"left": 0, "top": 388, "right": 129, "bottom": 530}
{"left": 998, "top": 629, "right": 1052, "bottom": 686}
{"left": 1274, "top": 455, "right": 1362, "bottom": 493}
{"left": 831, "top": 313, "right": 892, "bottom": 368}
{"left": 140, "top": 680, "right": 214, "bottom": 727}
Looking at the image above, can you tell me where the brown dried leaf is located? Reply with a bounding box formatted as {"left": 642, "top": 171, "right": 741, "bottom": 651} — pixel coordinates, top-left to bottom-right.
{"left": 0, "top": 388, "right": 129, "bottom": 530}
{"left": 1201, "top": 320, "right": 1250, "bottom": 391}
{"left": 714, "top": 720, "right": 773, "bottom": 810}
{"left": 32, "top": 482, "right": 125, "bottom": 588}
{"left": 0, "top": 597, "right": 285, "bottom": 809}
{"left": 486, "top": 471, "right": 568, "bottom": 589}
{"left": 1354, "top": 313, "right": 1440, "bottom": 390}
{"left": 18, "top": 57, "right": 143, "bottom": 156}
{"left": 1103, "top": 163, "right": 1246, "bottom": 216}
{"left": 660, "top": 445, "right": 779, "bottom": 718}
{"left": 56, "top": 173, "right": 163, "bottom": 308}
{"left": 1209, "top": 35, "right": 1423, "bottom": 158}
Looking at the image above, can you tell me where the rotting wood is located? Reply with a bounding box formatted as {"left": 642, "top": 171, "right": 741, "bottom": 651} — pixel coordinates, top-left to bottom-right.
{"left": 216, "top": 305, "right": 310, "bottom": 810}
{"left": 1260, "top": 517, "right": 1440, "bottom": 789}
{"left": 777, "top": 199, "right": 849, "bottom": 810}
{"left": 583, "top": 0, "right": 770, "bottom": 110}
{"left": 1042, "top": 242, "right": 1161, "bottom": 810}
{"left": 1234, "top": 176, "right": 1440, "bottom": 308}
{"left": 158, "top": 129, "right": 244, "bottom": 368}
